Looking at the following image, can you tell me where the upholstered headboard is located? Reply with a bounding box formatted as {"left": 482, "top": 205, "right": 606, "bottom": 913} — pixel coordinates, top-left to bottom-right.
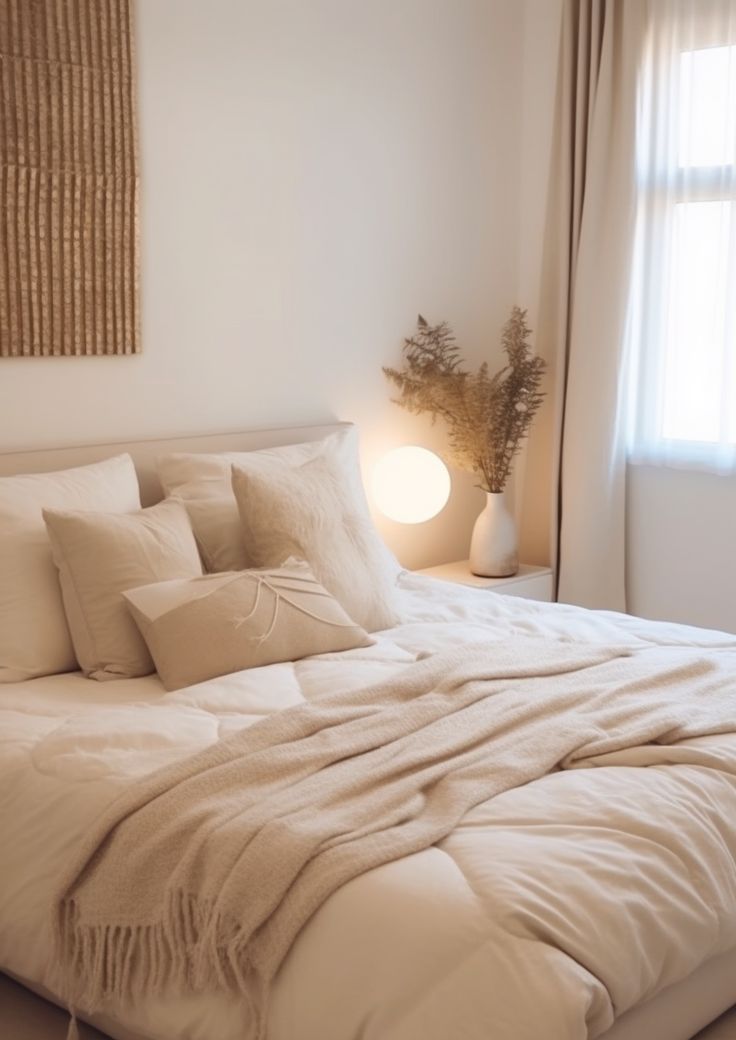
{"left": 0, "top": 422, "right": 349, "bottom": 505}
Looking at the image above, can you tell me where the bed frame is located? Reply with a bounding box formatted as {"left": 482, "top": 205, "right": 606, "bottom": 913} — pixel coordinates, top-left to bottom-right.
{"left": 0, "top": 420, "right": 349, "bottom": 505}
{"left": 0, "top": 421, "right": 734, "bottom": 1040}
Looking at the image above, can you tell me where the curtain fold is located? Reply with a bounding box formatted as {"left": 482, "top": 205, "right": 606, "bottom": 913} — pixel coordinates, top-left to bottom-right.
{"left": 525, "top": 0, "right": 647, "bottom": 611}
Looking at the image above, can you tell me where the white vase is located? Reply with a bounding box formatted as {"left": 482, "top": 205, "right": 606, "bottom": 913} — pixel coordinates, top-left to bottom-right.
{"left": 469, "top": 491, "right": 519, "bottom": 577}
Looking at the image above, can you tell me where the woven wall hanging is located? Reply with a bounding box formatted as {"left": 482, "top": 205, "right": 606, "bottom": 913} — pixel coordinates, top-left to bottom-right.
{"left": 0, "top": 0, "right": 139, "bottom": 357}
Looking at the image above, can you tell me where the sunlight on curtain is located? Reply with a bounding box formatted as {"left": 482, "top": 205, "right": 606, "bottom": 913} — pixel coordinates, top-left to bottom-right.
{"left": 628, "top": 0, "right": 736, "bottom": 472}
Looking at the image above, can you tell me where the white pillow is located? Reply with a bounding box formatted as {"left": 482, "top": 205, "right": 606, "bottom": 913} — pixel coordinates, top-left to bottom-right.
{"left": 231, "top": 430, "right": 400, "bottom": 632}
{"left": 123, "top": 561, "right": 373, "bottom": 691}
{"left": 43, "top": 499, "right": 203, "bottom": 681}
{"left": 0, "top": 454, "right": 140, "bottom": 683}
{"left": 158, "top": 437, "right": 345, "bottom": 500}
{"left": 156, "top": 428, "right": 401, "bottom": 579}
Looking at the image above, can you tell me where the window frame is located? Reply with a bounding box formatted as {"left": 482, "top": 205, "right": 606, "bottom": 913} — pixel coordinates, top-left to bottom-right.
{"left": 631, "top": 34, "right": 736, "bottom": 462}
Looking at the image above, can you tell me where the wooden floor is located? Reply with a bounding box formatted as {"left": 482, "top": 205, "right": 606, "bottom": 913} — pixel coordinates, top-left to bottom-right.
{"left": 1, "top": 972, "right": 736, "bottom": 1040}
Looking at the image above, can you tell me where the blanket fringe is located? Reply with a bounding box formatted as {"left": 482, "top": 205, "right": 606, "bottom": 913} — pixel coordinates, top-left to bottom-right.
{"left": 56, "top": 891, "right": 267, "bottom": 1039}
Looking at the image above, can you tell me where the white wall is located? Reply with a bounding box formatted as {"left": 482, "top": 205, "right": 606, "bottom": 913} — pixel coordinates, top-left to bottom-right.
{"left": 628, "top": 466, "right": 736, "bottom": 634}
{"left": 0, "top": 0, "right": 525, "bottom": 569}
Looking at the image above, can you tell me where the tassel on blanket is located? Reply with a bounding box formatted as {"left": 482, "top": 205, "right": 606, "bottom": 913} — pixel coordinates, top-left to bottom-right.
{"left": 65, "top": 1011, "right": 80, "bottom": 1040}
{"left": 57, "top": 889, "right": 270, "bottom": 1040}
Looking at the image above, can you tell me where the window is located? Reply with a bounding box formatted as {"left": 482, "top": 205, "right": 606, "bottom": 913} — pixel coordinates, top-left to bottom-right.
{"left": 629, "top": 12, "right": 736, "bottom": 471}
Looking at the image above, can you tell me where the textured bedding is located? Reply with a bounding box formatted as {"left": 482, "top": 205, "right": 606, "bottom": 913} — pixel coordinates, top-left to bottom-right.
{"left": 2, "top": 575, "right": 736, "bottom": 1040}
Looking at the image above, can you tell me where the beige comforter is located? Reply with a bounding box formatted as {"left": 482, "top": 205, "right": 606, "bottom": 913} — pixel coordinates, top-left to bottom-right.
{"left": 55, "top": 636, "right": 736, "bottom": 1037}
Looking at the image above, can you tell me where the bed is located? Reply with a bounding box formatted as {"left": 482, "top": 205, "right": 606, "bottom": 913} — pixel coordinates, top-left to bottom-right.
{"left": 1, "top": 423, "right": 735, "bottom": 1040}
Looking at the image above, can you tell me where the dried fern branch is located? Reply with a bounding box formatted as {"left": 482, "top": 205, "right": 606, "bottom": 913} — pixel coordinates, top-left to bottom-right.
{"left": 383, "top": 308, "right": 545, "bottom": 493}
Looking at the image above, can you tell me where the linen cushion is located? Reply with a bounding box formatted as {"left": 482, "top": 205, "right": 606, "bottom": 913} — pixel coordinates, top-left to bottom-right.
{"left": 231, "top": 430, "right": 400, "bottom": 632}
{"left": 156, "top": 427, "right": 401, "bottom": 582}
{"left": 43, "top": 499, "right": 203, "bottom": 681}
{"left": 156, "top": 447, "right": 317, "bottom": 573}
{"left": 177, "top": 495, "right": 248, "bottom": 573}
{"left": 123, "top": 561, "right": 373, "bottom": 691}
{"left": 0, "top": 454, "right": 140, "bottom": 683}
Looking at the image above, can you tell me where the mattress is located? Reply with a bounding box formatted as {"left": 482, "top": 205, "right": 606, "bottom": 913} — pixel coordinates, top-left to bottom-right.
{"left": 2, "top": 574, "right": 736, "bottom": 1040}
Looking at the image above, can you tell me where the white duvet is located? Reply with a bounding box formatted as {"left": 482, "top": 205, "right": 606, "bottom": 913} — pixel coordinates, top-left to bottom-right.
{"left": 2, "top": 575, "right": 736, "bottom": 1040}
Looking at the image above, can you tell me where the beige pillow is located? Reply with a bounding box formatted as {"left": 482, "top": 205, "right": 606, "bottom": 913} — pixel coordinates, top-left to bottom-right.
{"left": 231, "top": 431, "right": 400, "bottom": 632}
{"left": 178, "top": 495, "right": 248, "bottom": 572}
{"left": 43, "top": 499, "right": 203, "bottom": 681}
{"left": 123, "top": 562, "right": 373, "bottom": 691}
{"left": 156, "top": 427, "right": 400, "bottom": 580}
{"left": 157, "top": 447, "right": 321, "bottom": 573}
{"left": 0, "top": 454, "right": 141, "bottom": 683}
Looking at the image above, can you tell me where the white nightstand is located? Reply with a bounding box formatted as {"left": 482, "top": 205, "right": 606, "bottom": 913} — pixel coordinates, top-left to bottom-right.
{"left": 416, "top": 561, "right": 554, "bottom": 603}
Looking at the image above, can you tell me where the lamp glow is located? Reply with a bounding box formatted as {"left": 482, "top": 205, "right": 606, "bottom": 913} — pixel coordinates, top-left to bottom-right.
{"left": 373, "top": 446, "right": 450, "bottom": 524}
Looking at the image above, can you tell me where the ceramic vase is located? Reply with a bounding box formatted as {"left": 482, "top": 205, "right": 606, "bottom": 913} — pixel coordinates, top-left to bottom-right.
{"left": 469, "top": 491, "right": 519, "bottom": 577}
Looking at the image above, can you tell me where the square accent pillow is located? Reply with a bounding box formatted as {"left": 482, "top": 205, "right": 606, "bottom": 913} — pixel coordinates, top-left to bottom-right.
{"left": 123, "top": 561, "right": 373, "bottom": 691}
{"left": 231, "top": 430, "right": 400, "bottom": 632}
{"left": 0, "top": 454, "right": 141, "bottom": 683}
{"left": 43, "top": 499, "right": 203, "bottom": 681}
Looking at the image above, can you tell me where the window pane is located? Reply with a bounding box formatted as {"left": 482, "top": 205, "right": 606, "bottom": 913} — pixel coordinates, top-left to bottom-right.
{"left": 679, "top": 45, "right": 736, "bottom": 168}
{"left": 662, "top": 201, "right": 733, "bottom": 442}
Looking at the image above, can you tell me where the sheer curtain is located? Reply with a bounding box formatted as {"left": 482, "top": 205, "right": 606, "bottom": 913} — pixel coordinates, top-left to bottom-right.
{"left": 628, "top": 0, "right": 736, "bottom": 474}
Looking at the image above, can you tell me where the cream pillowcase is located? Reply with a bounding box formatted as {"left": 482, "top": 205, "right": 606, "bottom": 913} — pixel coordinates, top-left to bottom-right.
{"left": 156, "top": 448, "right": 314, "bottom": 573}
{"left": 43, "top": 499, "right": 203, "bottom": 681}
{"left": 123, "top": 562, "right": 373, "bottom": 691}
{"left": 231, "top": 432, "right": 400, "bottom": 633}
{"left": 156, "top": 427, "right": 401, "bottom": 581}
{"left": 177, "top": 495, "right": 248, "bottom": 573}
{"left": 0, "top": 454, "right": 141, "bottom": 683}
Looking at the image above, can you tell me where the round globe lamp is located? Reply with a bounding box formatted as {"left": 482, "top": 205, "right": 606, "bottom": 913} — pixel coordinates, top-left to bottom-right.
{"left": 373, "top": 446, "right": 450, "bottom": 524}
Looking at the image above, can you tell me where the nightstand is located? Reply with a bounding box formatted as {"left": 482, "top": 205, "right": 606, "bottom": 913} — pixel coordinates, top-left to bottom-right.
{"left": 416, "top": 561, "right": 554, "bottom": 602}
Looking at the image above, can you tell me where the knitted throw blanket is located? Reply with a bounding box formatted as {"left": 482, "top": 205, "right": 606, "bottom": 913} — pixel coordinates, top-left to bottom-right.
{"left": 54, "top": 637, "right": 736, "bottom": 1037}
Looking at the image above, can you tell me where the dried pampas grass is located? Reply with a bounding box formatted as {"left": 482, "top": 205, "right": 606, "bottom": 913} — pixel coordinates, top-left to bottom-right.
{"left": 384, "top": 308, "right": 545, "bottom": 493}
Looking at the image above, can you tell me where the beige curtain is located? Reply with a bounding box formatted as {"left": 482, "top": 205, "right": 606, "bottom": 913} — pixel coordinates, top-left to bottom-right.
{"left": 521, "top": 0, "right": 647, "bottom": 611}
